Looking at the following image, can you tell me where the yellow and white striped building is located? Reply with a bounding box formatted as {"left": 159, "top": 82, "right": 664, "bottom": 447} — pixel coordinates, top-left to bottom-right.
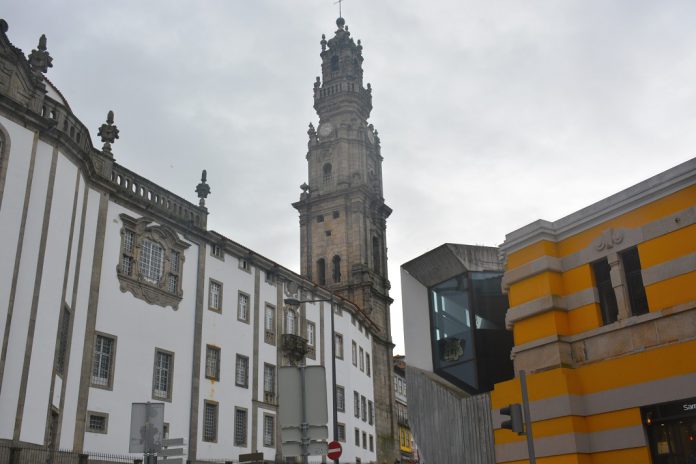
{"left": 492, "top": 158, "right": 696, "bottom": 463}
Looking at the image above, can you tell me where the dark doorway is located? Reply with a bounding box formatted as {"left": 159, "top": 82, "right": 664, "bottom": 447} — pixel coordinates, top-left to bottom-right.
{"left": 643, "top": 398, "right": 696, "bottom": 464}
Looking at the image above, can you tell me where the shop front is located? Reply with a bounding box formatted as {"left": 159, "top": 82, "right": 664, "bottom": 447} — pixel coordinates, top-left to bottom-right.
{"left": 642, "top": 397, "right": 696, "bottom": 464}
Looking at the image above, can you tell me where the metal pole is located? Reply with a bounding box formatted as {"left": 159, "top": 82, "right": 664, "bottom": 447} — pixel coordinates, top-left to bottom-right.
{"left": 300, "top": 364, "right": 309, "bottom": 464}
{"left": 330, "top": 302, "right": 339, "bottom": 464}
{"left": 519, "top": 370, "right": 537, "bottom": 464}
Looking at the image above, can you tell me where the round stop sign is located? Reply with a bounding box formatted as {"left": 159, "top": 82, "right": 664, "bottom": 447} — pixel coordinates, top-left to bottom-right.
{"left": 327, "top": 440, "right": 342, "bottom": 460}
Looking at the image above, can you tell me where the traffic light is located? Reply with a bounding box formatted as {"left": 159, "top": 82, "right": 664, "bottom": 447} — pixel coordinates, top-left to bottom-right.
{"left": 500, "top": 403, "right": 524, "bottom": 435}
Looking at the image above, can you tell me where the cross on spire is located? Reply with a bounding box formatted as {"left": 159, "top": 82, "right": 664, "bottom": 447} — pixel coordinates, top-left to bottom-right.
{"left": 334, "top": 0, "right": 346, "bottom": 18}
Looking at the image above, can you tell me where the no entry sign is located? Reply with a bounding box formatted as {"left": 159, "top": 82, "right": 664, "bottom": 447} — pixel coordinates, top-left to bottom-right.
{"left": 327, "top": 441, "right": 342, "bottom": 460}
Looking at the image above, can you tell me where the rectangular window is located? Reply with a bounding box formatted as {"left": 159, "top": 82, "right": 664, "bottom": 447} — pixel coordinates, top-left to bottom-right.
{"left": 362, "top": 431, "right": 367, "bottom": 449}
{"left": 211, "top": 244, "right": 224, "bottom": 260}
{"left": 368, "top": 400, "right": 373, "bottom": 425}
{"left": 369, "top": 434, "right": 374, "bottom": 452}
{"left": 264, "top": 363, "right": 276, "bottom": 403}
{"left": 352, "top": 341, "right": 357, "bottom": 366}
{"left": 307, "top": 321, "right": 316, "bottom": 346}
{"left": 592, "top": 258, "right": 619, "bottom": 324}
{"left": 336, "top": 385, "right": 345, "bottom": 412}
{"left": 238, "top": 292, "right": 250, "bottom": 323}
{"left": 239, "top": 258, "right": 250, "bottom": 272}
{"left": 87, "top": 411, "right": 108, "bottom": 434}
{"left": 263, "top": 414, "right": 275, "bottom": 447}
{"left": 236, "top": 354, "right": 249, "bottom": 388}
{"left": 359, "top": 347, "right": 364, "bottom": 371}
{"left": 205, "top": 345, "right": 220, "bottom": 380}
{"left": 355, "top": 428, "right": 360, "bottom": 446}
{"left": 337, "top": 423, "right": 346, "bottom": 442}
{"left": 56, "top": 306, "right": 71, "bottom": 375}
{"left": 354, "top": 391, "right": 360, "bottom": 418}
{"left": 334, "top": 333, "right": 344, "bottom": 359}
{"left": 265, "top": 304, "right": 276, "bottom": 345}
{"left": 366, "top": 353, "right": 371, "bottom": 377}
{"left": 361, "top": 395, "right": 367, "bottom": 422}
{"left": 153, "top": 349, "right": 174, "bottom": 400}
{"left": 91, "top": 334, "right": 115, "bottom": 388}
{"left": 203, "top": 401, "right": 218, "bottom": 442}
{"left": 209, "top": 280, "right": 222, "bottom": 312}
{"left": 234, "top": 408, "right": 248, "bottom": 447}
{"left": 620, "top": 247, "right": 649, "bottom": 316}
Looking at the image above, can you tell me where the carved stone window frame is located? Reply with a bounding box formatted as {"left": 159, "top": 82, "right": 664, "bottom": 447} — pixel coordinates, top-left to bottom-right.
{"left": 117, "top": 214, "right": 190, "bottom": 310}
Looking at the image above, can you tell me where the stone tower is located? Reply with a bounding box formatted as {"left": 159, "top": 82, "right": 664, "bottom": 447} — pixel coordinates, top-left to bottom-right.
{"left": 292, "top": 17, "right": 397, "bottom": 463}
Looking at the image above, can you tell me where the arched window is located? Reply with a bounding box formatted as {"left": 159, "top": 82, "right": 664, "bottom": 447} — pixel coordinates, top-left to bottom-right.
{"left": 372, "top": 237, "right": 381, "bottom": 274}
{"left": 331, "top": 55, "right": 339, "bottom": 72}
{"left": 286, "top": 308, "right": 297, "bottom": 335}
{"left": 323, "top": 163, "right": 333, "bottom": 184}
{"left": 317, "top": 258, "right": 326, "bottom": 285}
{"left": 332, "top": 255, "right": 341, "bottom": 283}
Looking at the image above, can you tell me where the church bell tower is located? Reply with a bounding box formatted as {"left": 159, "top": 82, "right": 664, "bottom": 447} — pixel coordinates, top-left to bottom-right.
{"left": 292, "top": 17, "right": 397, "bottom": 462}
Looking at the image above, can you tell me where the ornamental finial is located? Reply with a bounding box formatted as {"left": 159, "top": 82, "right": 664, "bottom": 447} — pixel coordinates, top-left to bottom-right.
{"left": 97, "top": 110, "right": 119, "bottom": 155}
{"left": 321, "top": 34, "right": 327, "bottom": 52}
{"left": 28, "top": 34, "right": 53, "bottom": 75}
{"left": 196, "top": 170, "right": 211, "bottom": 207}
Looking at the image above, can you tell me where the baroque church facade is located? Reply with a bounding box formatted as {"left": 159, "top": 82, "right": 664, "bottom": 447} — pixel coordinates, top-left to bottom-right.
{"left": 0, "top": 16, "right": 395, "bottom": 464}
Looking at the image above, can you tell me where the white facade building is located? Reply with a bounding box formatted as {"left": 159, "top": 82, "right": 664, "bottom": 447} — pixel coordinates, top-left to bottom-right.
{"left": 0, "top": 19, "right": 377, "bottom": 463}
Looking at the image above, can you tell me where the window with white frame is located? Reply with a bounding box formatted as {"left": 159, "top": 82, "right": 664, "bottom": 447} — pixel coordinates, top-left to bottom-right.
{"left": 336, "top": 385, "right": 345, "bottom": 412}
{"left": 366, "top": 353, "right": 371, "bottom": 377}
{"left": 362, "top": 431, "right": 367, "bottom": 449}
{"left": 368, "top": 400, "right": 374, "bottom": 425}
{"left": 208, "top": 280, "right": 222, "bottom": 312}
{"left": 361, "top": 395, "right": 367, "bottom": 422}
{"left": 352, "top": 341, "right": 357, "bottom": 366}
{"left": 334, "top": 333, "right": 343, "bottom": 359}
{"left": 91, "top": 334, "right": 115, "bottom": 388}
{"left": 354, "top": 428, "right": 360, "bottom": 446}
{"left": 234, "top": 408, "right": 248, "bottom": 446}
{"left": 238, "top": 292, "right": 250, "bottom": 322}
{"left": 359, "top": 346, "right": 364, "bottom": 371}
{"left": 153, "top": 349, "right": 174, "bottom": 400}
{"left": 354, "top": 391, "right": 360, "bottom": 418}
{"left": 203, "top": 401, "right": 218, "bottom": 442}
{"left": 306, "top": 321, "right": 316, "bottom": 347}
{"left": 205, "top": 345, "right": 220, "bottom": 380}
{"left": 236, "top": 354, "right": 249, "bottom": 388}
{"left": 264, "top": 363, "right": 276, "bottom": 402}
{"left": 265, "top": 304, "right": 276, "bottom": 344}
{"left": 286, "top": 308, "right": 297, "bottom": 335}
{"left": 337, "top": 423, "right": 346, "bottom": 442}
{"left": 263, "top": 414, "right": 274, "bottom": 447}
{"left": 369, "top": 434, "right": 374, "bottom": 452}
{"left": 140, "top": 239, "right": 164, "bottom": 283}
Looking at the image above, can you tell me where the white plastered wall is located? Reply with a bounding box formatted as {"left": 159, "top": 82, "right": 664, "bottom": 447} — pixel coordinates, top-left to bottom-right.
{"left": 400, "top": 269, "right": 432, "bottom": 372}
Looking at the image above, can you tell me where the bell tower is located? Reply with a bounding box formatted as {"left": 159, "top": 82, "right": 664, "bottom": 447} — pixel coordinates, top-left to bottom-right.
{"left": 292, "top": 17, "right": 397, "bottom": 462}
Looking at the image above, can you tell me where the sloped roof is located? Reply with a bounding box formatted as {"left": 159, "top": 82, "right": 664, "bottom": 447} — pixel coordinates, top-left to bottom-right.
{"left": 401, "top": 243, "right": 502, "bottom": 288}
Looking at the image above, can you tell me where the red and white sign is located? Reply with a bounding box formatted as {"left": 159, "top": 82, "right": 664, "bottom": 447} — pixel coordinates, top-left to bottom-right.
{"left": 327, "top": 441, "right": 342, "bottom": 460}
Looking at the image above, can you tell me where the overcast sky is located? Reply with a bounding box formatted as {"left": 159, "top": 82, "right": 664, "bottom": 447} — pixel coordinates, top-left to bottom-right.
{"left": 5, "top": 1, "right": 696, "bottom": 354}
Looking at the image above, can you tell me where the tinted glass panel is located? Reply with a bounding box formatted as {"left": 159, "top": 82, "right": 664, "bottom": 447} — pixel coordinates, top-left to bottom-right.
{"left": 430, "top": 275, "right": 477, "bottom": 390}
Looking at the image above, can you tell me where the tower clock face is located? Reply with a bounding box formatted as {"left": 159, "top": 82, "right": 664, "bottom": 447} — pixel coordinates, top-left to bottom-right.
{"left": 318, "top": 123, "right": 334, "bottom": 137}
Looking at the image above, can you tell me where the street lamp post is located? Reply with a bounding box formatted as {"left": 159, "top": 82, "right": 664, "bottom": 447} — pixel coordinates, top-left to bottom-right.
{"left": 284, "top": 297, "right": 339, "bottom": 464}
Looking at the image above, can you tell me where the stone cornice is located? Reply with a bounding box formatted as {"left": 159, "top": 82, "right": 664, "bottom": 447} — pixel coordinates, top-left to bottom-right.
{"left": 500, "top": 158, "right": 696, "bottom": 258}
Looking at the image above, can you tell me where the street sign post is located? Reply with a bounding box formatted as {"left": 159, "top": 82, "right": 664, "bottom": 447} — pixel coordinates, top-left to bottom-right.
{"left": 279, "top": 365, "right": 329, "bottom": 462}
{"left": 129, "top": 403, "right": 164, "bottom": 454}
{"left": 327, "top": 441, "right": 342, "bottom": 460}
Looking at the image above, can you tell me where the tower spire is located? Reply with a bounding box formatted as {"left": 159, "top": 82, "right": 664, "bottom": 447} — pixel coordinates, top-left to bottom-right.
{"left": 293, "top": 17, "right": 397, "bottom": 462}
